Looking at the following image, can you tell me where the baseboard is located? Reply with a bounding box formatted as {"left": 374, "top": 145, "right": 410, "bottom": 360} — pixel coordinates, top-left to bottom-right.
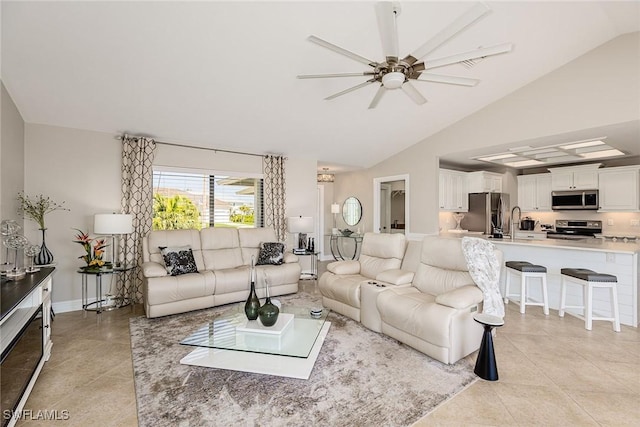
{"left": 52, "top": 299, "right": 83, "bottom": 313}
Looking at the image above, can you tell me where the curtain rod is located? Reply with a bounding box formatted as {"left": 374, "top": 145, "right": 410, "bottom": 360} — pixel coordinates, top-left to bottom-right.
{"left": 117, "top": 135, "right": 267, "bottom": 158}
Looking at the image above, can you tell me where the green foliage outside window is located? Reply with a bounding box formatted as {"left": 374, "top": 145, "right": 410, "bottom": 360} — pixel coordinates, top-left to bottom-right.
{"left": 153, "top": 194, "right": 202, "bottom": 230}
{"left": 229, "top": 205, "right": 255, "bottom": 225}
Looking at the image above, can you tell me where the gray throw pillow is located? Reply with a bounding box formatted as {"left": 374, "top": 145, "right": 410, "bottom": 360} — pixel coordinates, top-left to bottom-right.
{"left": 160, "top": 246, "right": 198, "bottom": 276}
{"left": 256, "top": 242, "right": 285, "bottom": 265}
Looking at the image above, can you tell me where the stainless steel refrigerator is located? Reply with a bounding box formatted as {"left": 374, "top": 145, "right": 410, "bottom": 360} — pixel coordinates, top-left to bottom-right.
{"left": 461, "top": 192, "right": 510, "bottom": 235}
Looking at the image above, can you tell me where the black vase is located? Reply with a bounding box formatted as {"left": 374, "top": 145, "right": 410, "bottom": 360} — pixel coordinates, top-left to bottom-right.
{"left": 258, "top": 272, "right": 279, "bottom": 327}
{"left": 259, "top": 297, "right": 279, "bottom": 327}
{"left": 244, "top": 256, "right": 260, "bottom": 320}
{"left": 35, "top": 228, "right": 54, "bottom": 265}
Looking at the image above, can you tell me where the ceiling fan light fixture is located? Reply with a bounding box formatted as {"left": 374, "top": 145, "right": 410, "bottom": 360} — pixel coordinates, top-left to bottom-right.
{"left": 382, "top": 71, "right": 405, "bottom": 89}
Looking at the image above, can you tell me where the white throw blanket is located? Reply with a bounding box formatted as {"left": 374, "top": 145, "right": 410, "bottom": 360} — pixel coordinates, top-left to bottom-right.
{"left": 461, "top": 236, "right": 504, "bottom": 318}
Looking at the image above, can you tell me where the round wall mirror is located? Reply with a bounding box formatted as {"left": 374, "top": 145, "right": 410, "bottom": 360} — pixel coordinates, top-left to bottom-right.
{"left": 342, "top": 197, "right": 362, "bottom": 226}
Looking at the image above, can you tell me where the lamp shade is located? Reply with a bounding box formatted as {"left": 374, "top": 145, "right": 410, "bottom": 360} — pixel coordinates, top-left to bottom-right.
{"left": 94, "top": 214, "right": 133, "bottom": 235}
{"left": 331, "top": 203, "right": 340, "bottom": 214}
{"left": 288, "top": 216, "right": 314, "bottom": 233}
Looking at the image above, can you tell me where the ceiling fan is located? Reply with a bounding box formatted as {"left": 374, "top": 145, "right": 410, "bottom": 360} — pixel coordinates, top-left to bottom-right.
{"left": 298, "top": 2, "right": 513, "bottom": 109}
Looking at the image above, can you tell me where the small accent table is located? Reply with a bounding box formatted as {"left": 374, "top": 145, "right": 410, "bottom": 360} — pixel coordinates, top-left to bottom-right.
{"left": 293, "top": 250, "right": 319, "bottom": 280}
{"left": 329, "top": 234, "right": 363, "bottom": 261}
{"left": 473, "top": 313, "right": 504, "bottom": 381}
{"left": 79, "top": 265, "right": 136, "bottom": 313}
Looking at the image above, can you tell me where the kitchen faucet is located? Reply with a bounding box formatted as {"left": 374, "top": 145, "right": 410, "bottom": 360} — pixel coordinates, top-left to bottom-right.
{"left": 510, "top": 206, "right": 522, "bottom": 241}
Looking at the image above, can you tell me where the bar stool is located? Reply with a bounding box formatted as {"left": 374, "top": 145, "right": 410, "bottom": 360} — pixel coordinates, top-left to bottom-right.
{"left": 504, "top": 261, "right": 549, "bottom": 315}
{"left": 559, "top": 268, "right": 620, "bottom": 332}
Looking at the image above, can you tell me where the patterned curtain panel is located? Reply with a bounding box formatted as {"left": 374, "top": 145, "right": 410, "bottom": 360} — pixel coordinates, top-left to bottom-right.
{"left": 263, "top": 155, "right": 287, "bottom": 241}
{"left": 118, "top": 135, "right": 156, "bottom": 304}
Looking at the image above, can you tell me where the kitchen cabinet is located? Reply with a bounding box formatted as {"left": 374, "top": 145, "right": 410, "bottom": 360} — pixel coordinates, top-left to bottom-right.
{"left": 598, "top": 166, "right": 640, "bottom": 212}
{"left": 549, "top": 164, "right": 600, "bottom": 190}
{"left": 439, "top": 169, "right": 468, "bottom": 212}
{"left": 467, "top": 171, "right": 503, "bottom": 193}
{"left": 517, "top": 173, "right": 552, "bottom": 211}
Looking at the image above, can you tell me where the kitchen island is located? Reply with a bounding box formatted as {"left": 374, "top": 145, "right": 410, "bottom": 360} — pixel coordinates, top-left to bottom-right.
{"left": 441, "top": 233, "right": 639, "bottom": 327}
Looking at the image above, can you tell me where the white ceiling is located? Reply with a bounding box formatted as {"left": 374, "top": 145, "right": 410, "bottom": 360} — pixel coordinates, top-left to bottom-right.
{"left": 2, "top": 1, "right": 639, "bottom": 172}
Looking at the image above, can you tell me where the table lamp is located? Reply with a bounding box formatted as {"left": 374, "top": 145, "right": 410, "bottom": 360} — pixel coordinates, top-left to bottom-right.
{"left": 94, "top": 213, "right": 133, "bottom": 267}
{"left": 288, "top": 216, "right": 314, "bottom": 254}
{"left": 331, "top": 203, "right": 340, "bottom": 235}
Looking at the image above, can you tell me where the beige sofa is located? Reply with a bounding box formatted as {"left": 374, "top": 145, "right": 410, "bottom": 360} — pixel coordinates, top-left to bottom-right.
{"left": 319, "top": 234, "right": 501, "bottom": 364}
{"left": 141, "top": 227, "right": 300, "bottom": 318}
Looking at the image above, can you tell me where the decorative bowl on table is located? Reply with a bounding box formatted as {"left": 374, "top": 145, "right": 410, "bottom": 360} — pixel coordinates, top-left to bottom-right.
{"left": 340, "top": 229, "right": 353, "bottom": 236}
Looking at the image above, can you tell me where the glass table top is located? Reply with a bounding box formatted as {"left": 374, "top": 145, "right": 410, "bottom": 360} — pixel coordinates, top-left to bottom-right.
{"left": 180, "top": 303, "right": 329, "bottom": 358}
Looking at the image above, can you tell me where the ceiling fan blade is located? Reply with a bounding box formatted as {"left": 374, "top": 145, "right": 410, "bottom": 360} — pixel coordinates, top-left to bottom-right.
{"left": 297, "top": 72, "right": 376, "bottom": 79}
{"left": 424, "top": 43, "right": 513, "bottom": 70}
{"left": 308, "top": 35, "right": 379, "bottom": 67}
{"left": 325, "top": 79, "right": 376, "bottom": 101}
{"left": 401, "top": 82, "right": 427, "bottom": 105}
{"left": 414, "top": 73, "right": 479, "bottom": 86}
{"left": 405, "top": 2, "right": 490, "bottom": 65}
{"left": 375, "top": 2, "right": 399, "bottom": 62}
{"left": 368, "top": 85, "right": 386, "bottom": 109}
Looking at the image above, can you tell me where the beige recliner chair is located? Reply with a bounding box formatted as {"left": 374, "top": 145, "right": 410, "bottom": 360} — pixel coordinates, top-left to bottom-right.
{"left": 376, "top": 236, "right": 502, "bottom": 364}
{"left": 318, "top": 232, "right": 411, "bottom": 322}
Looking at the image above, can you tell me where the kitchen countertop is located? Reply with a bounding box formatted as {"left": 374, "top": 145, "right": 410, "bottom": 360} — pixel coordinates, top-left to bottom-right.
{"left": 440, "top": 232, "right": 640, "bottom": 254}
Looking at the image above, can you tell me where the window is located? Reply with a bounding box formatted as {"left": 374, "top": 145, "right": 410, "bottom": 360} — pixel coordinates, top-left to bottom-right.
{"left": 152, "top": 169, "right": 263, "bottom": 230}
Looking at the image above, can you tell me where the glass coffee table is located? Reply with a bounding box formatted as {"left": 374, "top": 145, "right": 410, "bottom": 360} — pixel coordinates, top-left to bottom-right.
{"left": 179, "top": 303, "right": 330, "bottom": 379}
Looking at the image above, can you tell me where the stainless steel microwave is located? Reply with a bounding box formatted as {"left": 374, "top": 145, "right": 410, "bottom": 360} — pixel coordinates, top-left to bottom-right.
{"left": 551, "top": 190, "right": 598, "bottom": 210}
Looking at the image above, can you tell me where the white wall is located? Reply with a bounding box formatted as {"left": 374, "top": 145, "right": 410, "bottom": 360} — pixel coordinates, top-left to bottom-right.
{"left": 24, "top": 123, "right": 318, "bottom": 310}
{"left": 1, "top": 82, "right": 25, "bottom": 228}
{"left": 336, "top": 32, "right": 640, "bottom": 235}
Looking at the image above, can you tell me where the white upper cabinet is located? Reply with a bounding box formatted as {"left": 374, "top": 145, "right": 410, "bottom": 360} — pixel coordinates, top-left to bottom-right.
{"left": 598, "top": 166, "right": 640, "bottom": 212}
{"left": 517, "top": 173, "right": 552, "bottom": 212}
{"left": 466, "top": 171, "right": 503, "bottom": 193}
{"left": 439, "top": 169, "right": 468, "bottom": 212}
{"left": 549, "top": 164, "right": 600, "bottom": 190}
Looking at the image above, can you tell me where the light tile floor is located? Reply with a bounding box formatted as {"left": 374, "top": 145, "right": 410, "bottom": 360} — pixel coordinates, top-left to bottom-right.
{"left": 17, "top": 274, "right": 640, "bottom": 426}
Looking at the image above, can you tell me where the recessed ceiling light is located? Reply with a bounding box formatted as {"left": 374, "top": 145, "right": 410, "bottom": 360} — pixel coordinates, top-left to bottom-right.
{"left": 559, "top": 140, "right": 606, "bottom": 150}
{"left": 477, "top": 153, "right": 517, "bottom": 161}
{"left": 504, "top": 159, "right": 544, "bottom": 167}
{"left": 579, "top": 149, "right": 625, "bottom": 159}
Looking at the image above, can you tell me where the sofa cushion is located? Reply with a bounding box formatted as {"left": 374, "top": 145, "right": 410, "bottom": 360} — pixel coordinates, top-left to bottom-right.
{"left": 327, "top": 260, "right": 360, "bottom": 275}
{"left": 212, "top": 266, "right": 252, "bottom": 295}
{"left": 161, "top": 246, "right": 198, "bottom": 276}
{"left": 359, "top": 233, "right": 406, "bottom": 279}
{"left": 412, "top": 237, "right": 474, "bottom": 296}
{"left": 256, "top": 242, "right": 285, "bottom": 265}
{"left": 238, "top": 228, "right": 279, "bottom": 265}
{"left": 145, "top": 271, "right": 215, "bottom": 305}
{"left": 435, "top": 285, "right": 483, "bottom": 309}
{"left": 376, "top": 269, "right": 414, "bottom": 286}
{"left": 319, "top": 274, "right": 363, "bottom": 309}
{"left": 147, "top": 229, "right": 204, "bottom": 270}
{"left": 377, "top": 287, "right": 454, "bottom": 348}
{"left": 200, "top": 228, "right": 244, "bottom": 270}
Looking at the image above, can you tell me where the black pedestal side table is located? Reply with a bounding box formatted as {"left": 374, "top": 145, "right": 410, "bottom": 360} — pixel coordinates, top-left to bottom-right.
{"left": 473, "top": 313, "right": 504, "bottom": 381}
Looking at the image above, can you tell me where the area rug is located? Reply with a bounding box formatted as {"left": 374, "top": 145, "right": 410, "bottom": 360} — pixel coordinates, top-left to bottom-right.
{"left": 130, "top": 292, "right": 477, "bottom": 426}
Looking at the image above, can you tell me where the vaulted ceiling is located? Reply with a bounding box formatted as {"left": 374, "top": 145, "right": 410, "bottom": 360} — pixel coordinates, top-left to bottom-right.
{"left": 2, "top": 1, "right": 639, "bottom": 172}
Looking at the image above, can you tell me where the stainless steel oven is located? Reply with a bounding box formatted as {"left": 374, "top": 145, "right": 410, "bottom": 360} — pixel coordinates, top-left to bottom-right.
{"left": 551, "top": 190, "right": 598, "bottom": 210}
{"left": 546, "top": 220, "right": 602, "bottom": 240}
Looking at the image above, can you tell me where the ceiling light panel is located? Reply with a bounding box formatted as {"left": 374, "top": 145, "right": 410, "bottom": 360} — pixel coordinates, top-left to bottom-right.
{"left": 559, "top": 140, "right": 606, "bottom": 150}
{"left": 504, "top": 159, "right": 544, "bottom": 167}
{"left": 579, "top": 149, "right": 624, "bottom": 159}
{"left": 477, "top": 153, "right": 517, "bottom": 161}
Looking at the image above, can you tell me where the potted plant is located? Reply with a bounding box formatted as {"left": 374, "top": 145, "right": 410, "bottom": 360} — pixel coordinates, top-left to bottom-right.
{"left": 17, "top": 193, "right": 69, "bottom": 265}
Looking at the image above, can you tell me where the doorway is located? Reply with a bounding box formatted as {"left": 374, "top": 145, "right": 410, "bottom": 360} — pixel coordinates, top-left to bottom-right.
{"left": 373, "top": 174, "right": 409, "bottom": 235}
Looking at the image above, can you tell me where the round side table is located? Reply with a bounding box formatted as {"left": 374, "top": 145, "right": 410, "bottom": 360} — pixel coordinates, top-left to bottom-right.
{"left": 473, "top": 313, "right": 504, "bottom": 381}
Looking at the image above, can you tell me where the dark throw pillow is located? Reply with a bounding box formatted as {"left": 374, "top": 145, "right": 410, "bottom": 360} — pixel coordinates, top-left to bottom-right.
{"left": 160, "top": 246, "right": 198, "bottom": 276}
{"left": 256, "top": 242, "right": 285, "bottom": 266}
